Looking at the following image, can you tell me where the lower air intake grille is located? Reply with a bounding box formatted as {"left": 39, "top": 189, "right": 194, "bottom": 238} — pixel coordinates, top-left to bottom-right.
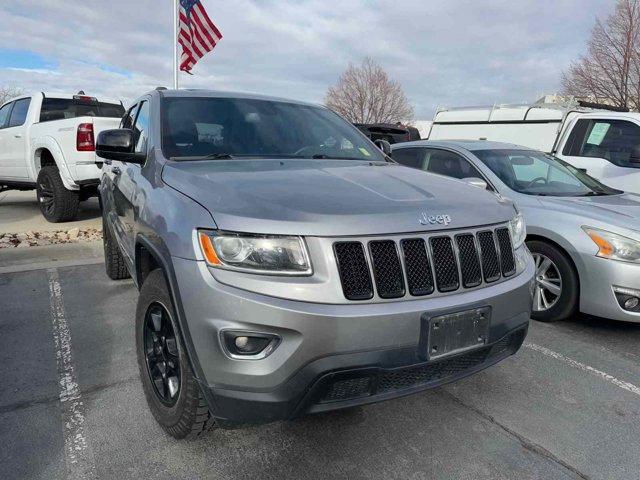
{"left": 477, "top": 231, "right": 501, "bottom": 282}
{"left": 496, "top": 228, "right": 516, "bottom": 277}
{"left": 401, "top": 239, "right": 434, "bottom": 296}
{"left": 334, "top": 242, "right": 374, "bottom": 301}
{"left": 430, "top": 236, "right": 459, "bottom": 292}
{"left": 456, "top": 234, "right": 482, "bottom": 287}
{"left": 369, "top": 241, "right": 405, "bottom": 298}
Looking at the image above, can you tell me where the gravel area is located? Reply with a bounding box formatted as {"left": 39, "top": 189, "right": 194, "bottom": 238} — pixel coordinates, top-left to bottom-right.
{"left": 0, "top": 228, "right": 103, "bottom": 249}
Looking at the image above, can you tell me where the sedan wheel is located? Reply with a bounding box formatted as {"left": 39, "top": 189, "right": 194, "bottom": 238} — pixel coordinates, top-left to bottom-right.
{"left": 532, "top": 253, "right": 562, "bottom": 312}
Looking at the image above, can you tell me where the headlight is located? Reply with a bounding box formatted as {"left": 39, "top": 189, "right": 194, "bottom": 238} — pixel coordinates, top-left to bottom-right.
{"left": 197, "top": 230, "right": 312, "bottom": 275}
{"left": 508, "top": 213, "right": 526, "bottom": 249}
{"left": 583, "top": 227, "right": 640, "bottom": 263}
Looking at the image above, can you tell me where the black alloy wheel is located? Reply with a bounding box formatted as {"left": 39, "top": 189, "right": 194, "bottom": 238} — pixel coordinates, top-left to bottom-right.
{"left": 144, "top": 302, "right": 181, "bottom": 406}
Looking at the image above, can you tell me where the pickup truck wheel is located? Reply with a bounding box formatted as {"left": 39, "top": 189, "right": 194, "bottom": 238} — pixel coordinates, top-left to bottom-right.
{"left": 36, "top": 166, "right": 79, "bottom": 223}
{"left": 136, "top": 269, "right": 216, "bottom": 439}
{"left": 102, "top": 215, "right": 130, "bottom": 280}
{"left": 527, "top": 240, "right": 579, "bottom": 322}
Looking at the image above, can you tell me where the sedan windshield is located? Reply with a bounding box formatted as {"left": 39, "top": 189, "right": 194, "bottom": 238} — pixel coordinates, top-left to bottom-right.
{"left": 473, "top": 149, "right": 621, "bottom": 197}
{"left": 161, "top": 97, "right": 384, "bottom": 162}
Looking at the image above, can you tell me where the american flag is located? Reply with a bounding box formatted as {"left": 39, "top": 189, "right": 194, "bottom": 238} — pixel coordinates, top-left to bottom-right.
{"left": 178, "top": 0, "right": 223, "bottom": 73}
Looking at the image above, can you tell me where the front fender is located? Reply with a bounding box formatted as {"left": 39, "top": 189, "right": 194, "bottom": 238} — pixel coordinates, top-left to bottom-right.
{"left": 31, "top": 136, "right": 77, "bottom": 190}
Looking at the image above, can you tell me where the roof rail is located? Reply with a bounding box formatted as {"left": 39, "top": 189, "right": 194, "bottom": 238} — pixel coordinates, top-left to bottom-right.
{"left": 576, "top": 100, "right": 629, "bottom": 112}
{"left": 156, "top": 86, "right": 168, "bottom": 91}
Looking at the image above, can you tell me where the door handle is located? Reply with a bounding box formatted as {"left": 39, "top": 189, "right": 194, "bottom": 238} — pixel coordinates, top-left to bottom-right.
{"left": 112, "top": 166, "right": 122, "bottom": 175}
{"left": 14, "top": 134, "right": 22, "bottom": 139}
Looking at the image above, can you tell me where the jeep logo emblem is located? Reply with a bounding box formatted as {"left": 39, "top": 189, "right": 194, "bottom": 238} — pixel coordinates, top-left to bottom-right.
{"left": 419, "top": 212, "right": 452, "bottom": 226}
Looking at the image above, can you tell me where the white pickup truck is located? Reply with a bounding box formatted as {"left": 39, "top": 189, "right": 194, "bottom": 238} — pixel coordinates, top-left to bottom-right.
{"left": 0, "top": 92, "right": 125, "bottom": 222}
{"left": 427, "top": 98, "right": 640, "bottom": 194}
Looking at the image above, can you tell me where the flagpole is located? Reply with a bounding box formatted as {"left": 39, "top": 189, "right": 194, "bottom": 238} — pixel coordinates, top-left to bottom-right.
{"left": 173, "top": 0, "right": 179, "bottom": 89}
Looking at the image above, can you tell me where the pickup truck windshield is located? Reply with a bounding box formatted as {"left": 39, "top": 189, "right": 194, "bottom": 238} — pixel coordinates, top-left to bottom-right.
{"left": 474, "top": 149, "right": 621, "bottom": 197}
{"left": 161, "top": 97, "right": 383, "bottom": 161}
{"left": 39, "top": 98, "right": 125, "bottom": 122}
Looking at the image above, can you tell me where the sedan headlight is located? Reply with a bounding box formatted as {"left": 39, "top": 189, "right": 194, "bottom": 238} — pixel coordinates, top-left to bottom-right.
{"left": 583, "top": 227, "right": 640, "bottom": 263}
{"left": 197, "top": 230, "right": 312, "bottom": 275}
{"left": 508, "top": 213, "right": 526, "bottom": 249}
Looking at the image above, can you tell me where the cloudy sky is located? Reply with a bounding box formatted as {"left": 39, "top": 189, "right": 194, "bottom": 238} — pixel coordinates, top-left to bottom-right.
{"left": 0, "top": 0, "right": 614, "bottom": 119}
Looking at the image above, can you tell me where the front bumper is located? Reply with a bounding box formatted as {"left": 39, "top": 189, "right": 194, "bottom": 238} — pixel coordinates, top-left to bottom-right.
{"left": 172, "top": 254, "right": 534, "bottom": 424}
{"left": 579, "top": 254, "right": 640, "bottom": 323}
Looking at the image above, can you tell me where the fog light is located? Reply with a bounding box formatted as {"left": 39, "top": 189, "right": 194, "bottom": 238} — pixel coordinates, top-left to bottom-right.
{"left": 613, "top": 286, "right": 640, "bottom": 312}
{"left": 222, "top": 331, "right": 280, "bottom": 359}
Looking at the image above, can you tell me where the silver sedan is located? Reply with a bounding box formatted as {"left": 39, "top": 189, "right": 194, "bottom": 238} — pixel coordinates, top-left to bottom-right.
{"left": 391, "top": 139, "right": 640, "bottom": 323}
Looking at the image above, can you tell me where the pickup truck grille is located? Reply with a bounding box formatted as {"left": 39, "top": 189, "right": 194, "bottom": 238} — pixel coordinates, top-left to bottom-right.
{"left": 334, "top": 226, "right": 516, "bottom": 301}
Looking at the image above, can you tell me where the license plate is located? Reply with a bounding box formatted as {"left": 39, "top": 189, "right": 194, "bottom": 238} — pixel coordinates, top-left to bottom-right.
{"left": 427, "top": 307, "right": 491, "bottom": 360}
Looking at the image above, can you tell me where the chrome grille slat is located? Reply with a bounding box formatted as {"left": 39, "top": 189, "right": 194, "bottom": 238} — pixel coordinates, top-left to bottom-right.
{"left": 333, "top": 224, "right": 516, "bottom": 301}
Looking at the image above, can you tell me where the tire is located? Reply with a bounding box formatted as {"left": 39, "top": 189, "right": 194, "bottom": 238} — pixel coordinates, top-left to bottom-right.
{"left": 102, "top": 214, "right": 130, "bottom": 280}
{"left": 136, "top": 269, "right": 215, "bottom": 439}
{"left": 527, "top": 240, "right": 579, "bottom": 322}
{"left": 36, "top": 166, "right": 80, "bottom": 223}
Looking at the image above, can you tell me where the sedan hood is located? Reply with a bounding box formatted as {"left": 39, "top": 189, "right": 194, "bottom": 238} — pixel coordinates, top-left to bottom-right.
{"left": 162, "top": 159, "right": 515, "bottom": 236}
{"left": 539, "top": 193, "right": 640, "bottom": 228}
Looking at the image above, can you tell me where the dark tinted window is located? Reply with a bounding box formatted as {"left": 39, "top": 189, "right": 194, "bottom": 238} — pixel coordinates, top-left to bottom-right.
{"left": 392, "top": 147, "right": 425, "bottom": 168}
{"left": 0, "top": 103, "right": 12, "bottom": 128}
{"left": 566, "top": 119, "right": 640, "bottom": 168}
{"left": 8, "top": 98, "right": 30, "bottom": 127}
{"left": 133, "top": 101, "right": 150, "bottom": 153}
{"left": 162, "top": 97, "right": 384, "bottom": 161}
{"left": 39, "top": 98, "right": 125, "bottom": 122}
{"left": 424, "top": 149, "right": 483, "bottom": 179}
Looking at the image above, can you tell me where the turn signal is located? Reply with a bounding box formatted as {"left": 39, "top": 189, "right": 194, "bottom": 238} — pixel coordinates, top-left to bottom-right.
{"left": 586, "top": 230, "right": 614, "bottom": 257}
{"left": 198, "top": 231, "right": 221, "bottom": 265}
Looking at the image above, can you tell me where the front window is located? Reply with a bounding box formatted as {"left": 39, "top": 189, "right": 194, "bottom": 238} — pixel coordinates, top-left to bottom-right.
{"left": 161, "top": 97, "right": 383, "bottom": 161}
{"left": 473, "top": 149, "right": 621, "bottom": 196}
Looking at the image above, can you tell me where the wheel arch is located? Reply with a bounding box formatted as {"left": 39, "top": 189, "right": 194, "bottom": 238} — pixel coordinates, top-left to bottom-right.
{"left": 526, "top": 233, "right": 581, "bottom": 295}
{"left": 134, "top": 234, "right": 211, "bottom": 400}
{"left": 32, "top": 137, "right": 77, "bottom": 190}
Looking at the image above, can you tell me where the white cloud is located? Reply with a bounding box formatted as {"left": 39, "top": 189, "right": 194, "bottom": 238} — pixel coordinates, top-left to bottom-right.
{"left": 0, "top": 0, "right": 614, "bottom": 118}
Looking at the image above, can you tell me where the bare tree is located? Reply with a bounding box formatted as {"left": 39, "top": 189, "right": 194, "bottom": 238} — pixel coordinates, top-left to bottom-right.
{"left": 0, "top": 86, "right": 25, "bottom": 106}
{"left": 326, "top": 58, "right": 414, "bottom": 124}
{"left": 562, "top": 0, "right": 640, "bottom": 110}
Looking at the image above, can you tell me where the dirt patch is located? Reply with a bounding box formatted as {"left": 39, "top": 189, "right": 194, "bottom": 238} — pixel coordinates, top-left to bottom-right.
{"left": 0, "top": 228, "right": 103, "bottom": 249}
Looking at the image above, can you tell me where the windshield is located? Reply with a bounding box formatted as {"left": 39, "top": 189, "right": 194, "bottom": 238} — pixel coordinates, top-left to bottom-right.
{"left": 161, "top": 97, "right": 384, "bottom": 161}
{"left": 473, "top": 149, "right": 621, "bottom": 197}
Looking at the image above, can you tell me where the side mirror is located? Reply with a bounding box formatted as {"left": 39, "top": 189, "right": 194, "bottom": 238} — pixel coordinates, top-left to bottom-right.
{"left": 374, "top": 139, "right": 392, "bottom": 156}
{"left": 463, "top": 177, "right": 489, "bottom": 190}
{"left": 96, "top": 129, "right": 144, "bottom": 164}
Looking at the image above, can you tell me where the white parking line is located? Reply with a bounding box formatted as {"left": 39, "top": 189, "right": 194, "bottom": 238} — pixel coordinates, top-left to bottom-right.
{"left": 524, "top": 342, "right": 640, "bottom": 397}
{"left": 47, "top": 268, "right": 96, "bottom": 479}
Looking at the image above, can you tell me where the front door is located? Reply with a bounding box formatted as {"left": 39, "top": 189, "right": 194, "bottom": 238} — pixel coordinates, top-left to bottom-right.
{"left": 0, "top": 99, "right": 31, "bottom": 180}
{"left": 559, "top": 117, "right": 640, "bottom": 193}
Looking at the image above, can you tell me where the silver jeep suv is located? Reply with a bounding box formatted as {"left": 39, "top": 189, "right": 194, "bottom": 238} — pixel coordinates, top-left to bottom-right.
{"left": 97, "top": 89, "right": 535, "bottom": 439}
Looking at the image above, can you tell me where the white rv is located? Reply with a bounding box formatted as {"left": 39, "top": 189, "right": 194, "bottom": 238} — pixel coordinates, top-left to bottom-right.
{"left": 428, "top": 99, "right": 640, "bottom": 193}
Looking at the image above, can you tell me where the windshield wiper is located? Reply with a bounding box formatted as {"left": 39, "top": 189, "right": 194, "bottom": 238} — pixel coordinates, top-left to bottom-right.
{"left": 203, "top": 153, "right": 234, "bottom": 159}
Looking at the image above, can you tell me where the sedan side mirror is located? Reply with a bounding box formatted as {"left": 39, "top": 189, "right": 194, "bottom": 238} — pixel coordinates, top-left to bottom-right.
{"left": 463, "top": 177, "right": 489, "bottom": 190}
{"left": 96, "top": 129, "right": 145, "bottom": 164}
{"left": 374, "top": 139, "right": 392, "bottom": 156}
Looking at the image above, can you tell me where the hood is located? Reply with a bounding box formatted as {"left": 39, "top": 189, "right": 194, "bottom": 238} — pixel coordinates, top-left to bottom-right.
{"left": 539, "top": 193, "right": 640, "bottom": 229}
{"left": 162, "top": 159, "right": 516, "bottom": 236}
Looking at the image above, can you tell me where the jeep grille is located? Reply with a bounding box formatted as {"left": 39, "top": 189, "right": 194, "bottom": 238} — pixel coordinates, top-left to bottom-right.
{"left": 334, "top": 226, "right": 516, "bottom": 301}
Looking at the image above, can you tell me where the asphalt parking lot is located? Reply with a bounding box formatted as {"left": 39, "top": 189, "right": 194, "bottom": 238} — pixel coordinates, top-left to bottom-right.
{"left": 1, "top": 258, "right": 640, "bottom": 480}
